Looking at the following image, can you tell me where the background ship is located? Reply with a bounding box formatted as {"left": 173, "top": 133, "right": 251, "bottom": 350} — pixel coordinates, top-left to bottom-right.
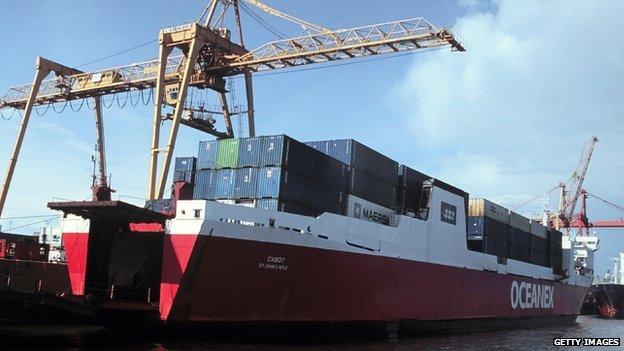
{"left": 587, "top": 252, "right": 624, "bottom": 318}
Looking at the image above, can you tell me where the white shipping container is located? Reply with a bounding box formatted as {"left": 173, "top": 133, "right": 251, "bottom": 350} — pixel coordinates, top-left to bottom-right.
{"left": 345, "top": 194, "right": 395, "bottom": 226}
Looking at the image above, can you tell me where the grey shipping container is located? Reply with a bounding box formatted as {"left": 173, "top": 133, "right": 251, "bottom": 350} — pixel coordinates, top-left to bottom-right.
{"left": 197, "top": 140, "right": 218, "bottom": 170}
{"left": 397, "top": 166, "right": 431, "bottom": 213}
{"left": 214, "top": 169, "right": 236, "bottom": 199}
{"left": 305, "top": 139, "right": 399, "bottom": 185}
{"left": 174, "top": 157, "right": 197, "bottom": 184}
{"left": 193, "top": 169, "right": 216, "bottom": 200}
{"left": 350, "top": 169, "right": 396, "bottom": 209}
{"left": 234, "top": 167, "right": 258, "bottom": 199}
{"left": 467, "top": 217, "right": 485, "bottom": 238}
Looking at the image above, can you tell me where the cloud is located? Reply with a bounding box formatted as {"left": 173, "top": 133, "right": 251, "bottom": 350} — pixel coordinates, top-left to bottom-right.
{"left": 397, "top": 0, "right": 624, "bottom": 210}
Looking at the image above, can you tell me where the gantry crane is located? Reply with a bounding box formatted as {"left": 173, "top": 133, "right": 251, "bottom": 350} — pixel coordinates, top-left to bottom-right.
{"left": 567, "top": 190, "right": 624, "bottom": 233}
{"left": 0, "top": 0, "right": 465, "bottom": 217}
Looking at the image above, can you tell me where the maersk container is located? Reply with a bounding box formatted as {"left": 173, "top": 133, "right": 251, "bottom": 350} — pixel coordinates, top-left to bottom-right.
{"left": 193, "top": 169, "right": 216, "bottom": 200}
{"left": 237, "top": 137, "right": 262, "bottom": 167}
{"left": 398, "top": 166, "right": 431, "bottom": 213}
{"left": 234, "top": 167, "right": 258, "bottom": 199}
{"left": 305, "top": 139, "right": 399, "bottom": 185}
{"left": 214, "top": 169, "right": 236, "bottom": 199}
{"left": 350, "top": 169, "right": 396, "bottom": 208}
{"left": 174, "top": 156, "right": 197, "bottom": 183}
{"left": 197, "top": 140, "right": 218, "bottom": 170}
{"left": 345, "top": 194, "right": 394, "bottom": 226}
{"left": 216, "top": 139, "right": 239, "bottom": 169}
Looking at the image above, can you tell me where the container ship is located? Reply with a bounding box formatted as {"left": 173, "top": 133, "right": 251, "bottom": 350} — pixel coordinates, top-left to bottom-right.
{"left": 43, "top": 135, "right": 595, "bottom": 334}
{"left": 587, "top": 252, "right": 624, "bottom": 319}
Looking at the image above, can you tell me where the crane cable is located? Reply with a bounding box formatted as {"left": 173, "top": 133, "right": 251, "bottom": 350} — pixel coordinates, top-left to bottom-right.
{"left": 586, "top": 192, "right": 624, "bottom": 214}
{"left": 511, "top": 185, "right": 560, "bottom": 211}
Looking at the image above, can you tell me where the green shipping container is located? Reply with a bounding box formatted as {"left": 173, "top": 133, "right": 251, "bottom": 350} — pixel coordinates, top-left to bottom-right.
{"left": 216, "top": 139, "right": 239, "bottom": 169}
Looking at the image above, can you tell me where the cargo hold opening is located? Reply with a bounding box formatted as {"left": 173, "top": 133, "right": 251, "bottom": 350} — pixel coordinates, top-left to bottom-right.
{"left": 48, "top": 201, "right": 165, "bottom": 306}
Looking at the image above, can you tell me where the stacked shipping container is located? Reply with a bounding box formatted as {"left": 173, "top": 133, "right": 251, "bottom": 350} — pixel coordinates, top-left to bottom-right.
{"left": 193, "top": 135, "right": 347, "bottom": 217}
{"left": 305, "top": 139, "right": 398, "bottom": 209}
{"left": 467, "top": 198, "right": 563, "bottom": 269}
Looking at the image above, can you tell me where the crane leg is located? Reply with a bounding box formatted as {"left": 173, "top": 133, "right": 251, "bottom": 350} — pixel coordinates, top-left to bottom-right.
{"left": 93, "top": 97, "right": 107, "bottom": 187}
{"left": 0, "top": 58, "right": 50, "bottom": 218}
{"left": 219, "top": 92, "right": 235, "bottom": 138}
{"left": 244, "top": 72, "right": 255, "bottom": 137}
{"left": 156, "top": 38, "right": 203, "bottom": 199}
{"left": 147, "top": 45, "right": 173, "bottom": 200}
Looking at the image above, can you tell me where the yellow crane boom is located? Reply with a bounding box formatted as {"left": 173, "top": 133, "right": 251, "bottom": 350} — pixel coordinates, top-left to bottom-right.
{"left": 0, "top": 0, "right": 464, "bottom": 217}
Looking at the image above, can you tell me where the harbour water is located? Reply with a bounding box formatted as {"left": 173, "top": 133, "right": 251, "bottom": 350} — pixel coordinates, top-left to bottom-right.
{"left": 2, "top": 316, "right": 622, "bottom": 350}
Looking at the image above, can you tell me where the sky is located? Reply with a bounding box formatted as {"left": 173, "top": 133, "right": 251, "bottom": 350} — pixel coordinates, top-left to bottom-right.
{"left": 0, "top": 1, "right": 622, "bottom": 274}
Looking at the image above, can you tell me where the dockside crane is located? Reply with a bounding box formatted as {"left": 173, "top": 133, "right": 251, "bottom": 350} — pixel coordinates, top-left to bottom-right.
{"left": 554, "top": 136, "right": 599, "bottom": 230}
{"left": 0, "top": 0, "right": 465, "bottom": 217}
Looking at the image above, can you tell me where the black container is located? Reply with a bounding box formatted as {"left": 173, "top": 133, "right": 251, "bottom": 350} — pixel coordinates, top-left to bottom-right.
{"left": 280, "top": 169, "right": 344, "bottom": 215}
{"left": 258, "top": 135, "right": 349, "bottom": 191}
{"left": 397, "top": 166, "right": 431, "bottom": 212}
{"left": 256, "top": 167, "right": 345, "bottom": 215}
{"left": 530, "top": 236, "right": 549, "bottom": 254}
{"left": 510, "top": 228, "right": 532, "bottom": 249}
{"left": 305, "top": 139, "right": 399, "bottom": 185}
{"left": 509, "top": 245, "right": 531, "bottom": 262}
{"left": 468, "top": 216, "right": 510, "bottom": 243}
{"left": 174, "top": 157, "right": 197, "bottom": 184}
{"left": 531, "top": 252, "right": 550, "bottom": 267}
{"left": 467, "top": 239, "right": 484, "bottom": 252}
{"left": 547, "top": 228, "right": 563, "bottom": 255}
{"left": 350, "top": 169, "right": 396, "bottom": 208}
{"left": 484, "top": 235, "right": 508, "bottom": 257}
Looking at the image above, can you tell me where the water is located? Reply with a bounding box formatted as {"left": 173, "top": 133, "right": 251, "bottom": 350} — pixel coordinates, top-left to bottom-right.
{"left": 2, "top": 316, "right": 622, "bottom": 350}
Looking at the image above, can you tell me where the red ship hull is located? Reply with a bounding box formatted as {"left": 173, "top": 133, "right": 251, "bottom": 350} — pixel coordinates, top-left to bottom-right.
{"left": 160, "top": 233, "right": 588, "bottom": 329}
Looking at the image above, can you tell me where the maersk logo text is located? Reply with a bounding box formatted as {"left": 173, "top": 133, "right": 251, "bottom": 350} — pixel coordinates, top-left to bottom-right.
{"left": 440, "top": 202, "right": 456, "bottom": 225}
{"left": 353, "top": 202, "right": 390, "bottom": 225}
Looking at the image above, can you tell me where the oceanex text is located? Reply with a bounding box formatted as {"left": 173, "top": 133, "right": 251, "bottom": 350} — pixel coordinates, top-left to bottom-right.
{"left": 510, "top": 281, "right": 554, "bottom": 309}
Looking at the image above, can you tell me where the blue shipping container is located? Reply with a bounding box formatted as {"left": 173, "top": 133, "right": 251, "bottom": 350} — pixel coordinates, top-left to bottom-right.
{"left": 237, "top": 137, "right": 262, "bottom": 167}
{"left": 197, "top": 140, "right": 218, "bottom": 170}
{"left": 234, "top": 168, "right": 258, "bottom": 199}
{"left": 256, "top": 166, "right": 281, "bottom": 198}
{"left": 174, "top": 156, "right": 197, "bottom": 183}
{"left": 214, "top": 169, "right": 236, "bottom": 199}
{"left": 259, "top": 135, "right": 285, "bottom": 166}
{"left": 193, "top": 169, "right": 216, "bottom": 200}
